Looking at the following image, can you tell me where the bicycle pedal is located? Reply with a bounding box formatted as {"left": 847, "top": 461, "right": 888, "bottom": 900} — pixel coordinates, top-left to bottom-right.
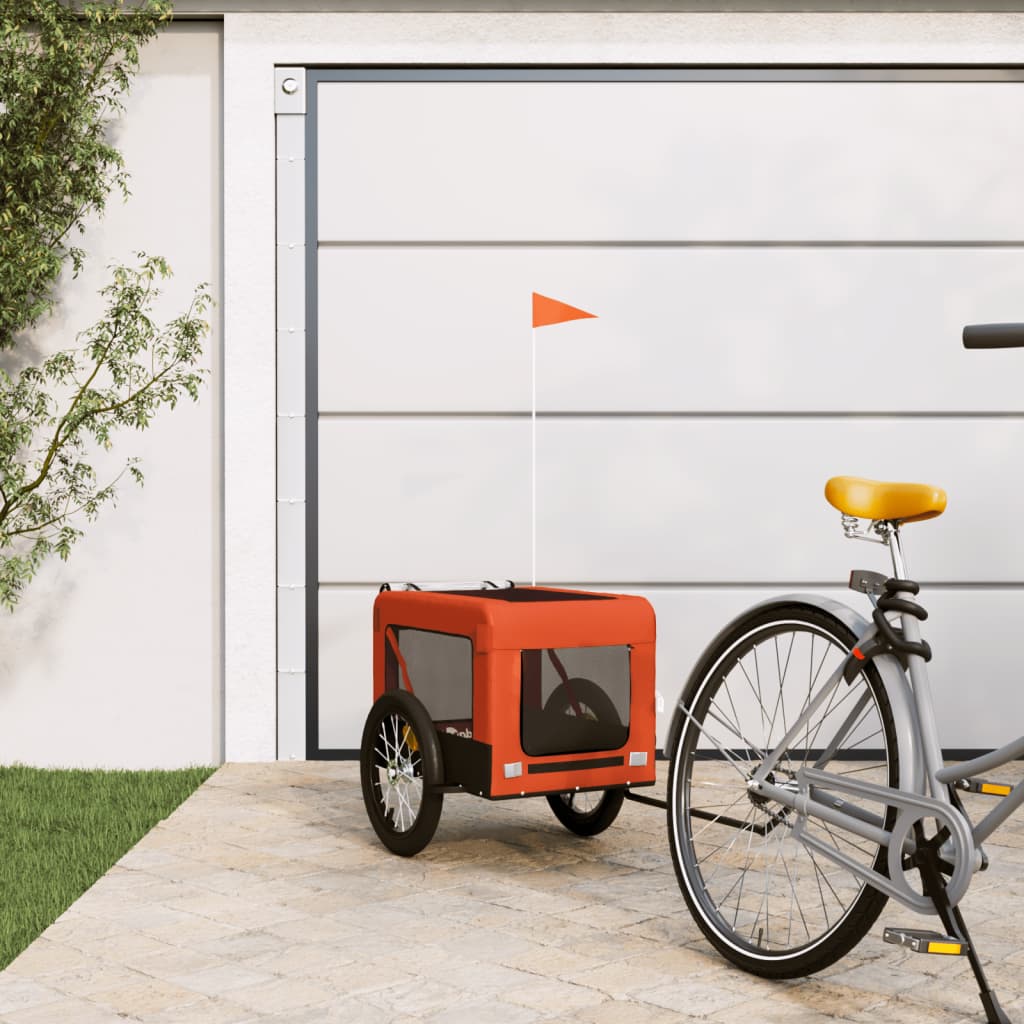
{"left": 883, "top": 927, "right": 968, "bottom": 956}
{"left": 956, "top": 778, "right": 1013, "bottom": 797}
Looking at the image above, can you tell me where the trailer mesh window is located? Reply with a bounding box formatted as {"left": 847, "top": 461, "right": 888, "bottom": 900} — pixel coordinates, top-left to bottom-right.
{"left": 520, "top": 645, "right": 630, "bottom": 756}
{"left": 385, "top": 627, "right": 473, "bottom": 733}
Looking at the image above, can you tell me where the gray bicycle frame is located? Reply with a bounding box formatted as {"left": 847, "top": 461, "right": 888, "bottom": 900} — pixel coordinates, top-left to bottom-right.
{"left": 741, "top": 524, "right": 1024, "bottom": 907}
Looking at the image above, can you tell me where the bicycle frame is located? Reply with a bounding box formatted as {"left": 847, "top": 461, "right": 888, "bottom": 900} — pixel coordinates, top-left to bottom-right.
{"left": 669, "top": 335, "right": 1024, "bottom": 1023}
{"left": 711, "top": 525, "right": 1024, "bottom": 915}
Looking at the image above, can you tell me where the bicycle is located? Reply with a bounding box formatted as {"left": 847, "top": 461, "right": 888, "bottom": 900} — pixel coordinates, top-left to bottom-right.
{"left": 664, "top": 323, "right": 1024, "bottom": 1024}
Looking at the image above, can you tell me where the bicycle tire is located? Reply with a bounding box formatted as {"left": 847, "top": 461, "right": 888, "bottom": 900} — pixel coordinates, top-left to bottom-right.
{"left": 360, "top": 690, "right": 444, "bottom": 856}
{"left": 667, "top": 603, "right": 899, "bottom": 978}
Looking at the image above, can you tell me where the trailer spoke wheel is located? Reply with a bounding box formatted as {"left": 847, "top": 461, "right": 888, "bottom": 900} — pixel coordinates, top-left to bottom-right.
{"left": 360, "top": 691, "right": 444, "bottom": 856}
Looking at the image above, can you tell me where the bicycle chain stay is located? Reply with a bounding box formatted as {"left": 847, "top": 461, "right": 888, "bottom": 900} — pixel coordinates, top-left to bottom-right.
{"left": 790, "top": 767, "right": 976, "bottom": 914}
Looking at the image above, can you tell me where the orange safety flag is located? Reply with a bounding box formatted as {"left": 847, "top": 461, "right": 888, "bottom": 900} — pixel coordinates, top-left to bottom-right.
{"left": 532, "top": 292, "right": 597, "bottom": 328}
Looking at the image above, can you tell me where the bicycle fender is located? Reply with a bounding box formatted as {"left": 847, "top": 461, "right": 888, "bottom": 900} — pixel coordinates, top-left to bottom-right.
{"left": 664, "top": 594, "right": 923, "bottom": 796}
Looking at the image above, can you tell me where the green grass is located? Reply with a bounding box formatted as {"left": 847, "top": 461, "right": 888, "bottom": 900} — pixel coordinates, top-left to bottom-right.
{"left": 0, "top": 764, "right": 216, "bottom": 970}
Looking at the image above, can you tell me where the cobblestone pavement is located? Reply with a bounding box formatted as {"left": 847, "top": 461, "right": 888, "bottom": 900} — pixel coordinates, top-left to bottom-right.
{"left": 1, "top": 760, "right": 1022, "bottom": 1023}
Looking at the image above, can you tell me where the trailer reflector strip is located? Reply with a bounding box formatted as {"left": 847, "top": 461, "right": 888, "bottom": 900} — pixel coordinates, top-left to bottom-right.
{"left": 528, "top": 756, "right": 624, "bottom": 774}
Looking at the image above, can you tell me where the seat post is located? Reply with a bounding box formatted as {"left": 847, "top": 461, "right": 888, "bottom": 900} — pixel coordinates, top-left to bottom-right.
{"left": 887, "top": 524, "right": 909, "bottom": 579}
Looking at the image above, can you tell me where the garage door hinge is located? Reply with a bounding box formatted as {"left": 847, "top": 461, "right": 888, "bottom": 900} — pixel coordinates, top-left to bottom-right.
{"left": 275, "top": 67, "right": 305, "bottom": 115}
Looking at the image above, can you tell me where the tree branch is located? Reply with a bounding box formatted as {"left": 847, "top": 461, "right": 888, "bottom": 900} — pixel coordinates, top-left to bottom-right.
{"left": 5, "top": 473, "right": 124, "bottom": 539}
{"left": 34, "top": 38, "right": 120, "bottom": 154}
{"left": 10, "top": 318, "right": 123, "bottom": 510}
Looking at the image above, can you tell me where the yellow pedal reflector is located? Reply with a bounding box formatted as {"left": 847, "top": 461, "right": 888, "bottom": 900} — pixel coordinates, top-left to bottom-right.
{"left": 926, "top": 941, "right": 963, "bottom": 955}
{"left": 980, "top": 783, "right": 1012, "bottom": 797}
{"left": 883, "top": 927, "right": 969, "bottom": 955}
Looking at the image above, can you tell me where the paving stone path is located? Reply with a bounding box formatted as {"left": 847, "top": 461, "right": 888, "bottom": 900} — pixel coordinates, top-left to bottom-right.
{"left": 1, "top": 760, "right": 1022, "bottom": 1023}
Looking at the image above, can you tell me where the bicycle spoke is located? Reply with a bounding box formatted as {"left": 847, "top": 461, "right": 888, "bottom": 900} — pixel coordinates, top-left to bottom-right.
{"left": 690, "top": 790, "right": 752, "bottom": 842}
{"left": 722, "top": 681, "right": 748, "bottom": 759}
{"left": 818, "top": 817, "right": 874, "bottom": 860}
{"left": 702, "top": 702, "right": 768, "bottom": 762}
{"left": 781, "top": 844, "right": 811, "bottom": 945}
{"left": 729, "top": 818, "right": 761, "bottom": 930}
{"left": 836, "top": 758, "right": 888, "bottom": 776}
{"left": 763, "top": 633, "right": 793, "bottom": 755}
{"left": 801, "top": 642, "right": 843, "bottom": 759}
{"left": 680, "top": 705, "right": 755, "bottom": 779}
{"left": 737, "top": 653, "right": 771, "bottom": 746}
{"left": 808, "top": 844, "right": 847, "bottom": 913}
{"left": 804, "top": 845, "right": 834, "bottom": 929}
{"left": 696, "top": 803, "right": 759, "bottom": 882}
{"left": 805, "top": 681, "right": 864, "bottom": 757}
{"left": 753, "top": 822, "right": 787, "bottom": 945}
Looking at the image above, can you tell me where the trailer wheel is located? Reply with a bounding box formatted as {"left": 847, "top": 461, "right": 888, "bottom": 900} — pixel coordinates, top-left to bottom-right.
{"left": 544, "top": 677, "right": 625, "bottom": 836}
{"left": 360, "top": 690, "right": 444, "bottom": 856}
{"left": 546, "top": 787, "right": 625, "bottom": 836}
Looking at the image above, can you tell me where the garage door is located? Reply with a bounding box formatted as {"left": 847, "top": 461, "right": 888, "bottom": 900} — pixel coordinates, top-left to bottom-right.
{"left": 298, "top": 68, "right": 1024, "bottom": 759}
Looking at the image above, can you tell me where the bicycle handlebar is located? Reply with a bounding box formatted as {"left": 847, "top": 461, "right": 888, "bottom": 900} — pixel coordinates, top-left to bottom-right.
{"left": 963, "top": 323, "right": 1024, "bottom": 349}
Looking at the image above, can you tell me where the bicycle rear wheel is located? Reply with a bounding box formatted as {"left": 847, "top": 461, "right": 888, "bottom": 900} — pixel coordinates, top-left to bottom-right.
{"left": 667, "top": 603, "right": 899, "bottom": 978}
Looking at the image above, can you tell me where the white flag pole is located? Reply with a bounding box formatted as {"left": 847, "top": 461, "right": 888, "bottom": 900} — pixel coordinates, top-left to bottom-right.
{"left": 530, "top": 293, "right": 595, "bottom": 588}
{"left": 531, "top": 325, "right": 537, "bottom": 587}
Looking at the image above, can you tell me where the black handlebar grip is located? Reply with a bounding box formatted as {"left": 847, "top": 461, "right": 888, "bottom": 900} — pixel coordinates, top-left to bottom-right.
{"left": 963, "top": 323, "right": 1024, "bottom": 349}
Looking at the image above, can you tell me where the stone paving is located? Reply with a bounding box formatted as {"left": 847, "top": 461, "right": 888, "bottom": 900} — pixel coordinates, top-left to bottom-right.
{"left": 1, "top": 760, "right": 1022, "bottom": 1023}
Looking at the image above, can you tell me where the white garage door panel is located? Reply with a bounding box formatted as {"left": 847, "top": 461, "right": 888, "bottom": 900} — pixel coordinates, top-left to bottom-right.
{"left": 536, "top": 417, "right": 1024, "bottom": 583}
{"left": 317, "top": 416, "right": 1023, "bottom": 584}
{"left": 317, "top": 82, "right": 1024, "bottom": 242}
{"left": 318, "top": 418, "right": 531, "bottom": 582}
{"left": 643, "top": 586, "right": 1024, "bottom": 752}
{"left": 316, "top": 585, "right": 1024, "bottom": 750}
{"left": 318, "top": 246, "right": 1024, "bottom": 413}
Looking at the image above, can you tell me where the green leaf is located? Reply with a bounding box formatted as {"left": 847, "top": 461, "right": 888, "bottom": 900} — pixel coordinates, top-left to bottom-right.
{"left": 1, "top": 257, "right": 211, "bottom": 608}
{"left": 0, "top": 0, "right": 169, "bottom": 350}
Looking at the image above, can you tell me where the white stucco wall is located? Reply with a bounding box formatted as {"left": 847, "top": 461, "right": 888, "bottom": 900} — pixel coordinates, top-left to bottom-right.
{"left": 0, "top": 24, "right": 223, "bottom": 769}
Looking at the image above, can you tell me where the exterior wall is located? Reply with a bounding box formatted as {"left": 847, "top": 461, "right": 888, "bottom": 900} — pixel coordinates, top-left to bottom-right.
{"left": 225, "top": 13, "right": 1024, "bottom": 762}
{"left": 0, "top": 24, "right": 223, "bottom": 769}
{"left": 12, "top": 13, "right": 1024, "bottom": 769}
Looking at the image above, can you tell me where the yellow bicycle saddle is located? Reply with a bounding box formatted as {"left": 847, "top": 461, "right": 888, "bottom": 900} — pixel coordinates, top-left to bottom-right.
{"left": 825, "top": 476, "right": 947, "bottom": 524}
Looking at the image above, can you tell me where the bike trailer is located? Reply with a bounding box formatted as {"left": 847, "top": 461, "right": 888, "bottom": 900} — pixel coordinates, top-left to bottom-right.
{"left": 371, "top": 583, "right": 657, "bottom": 799}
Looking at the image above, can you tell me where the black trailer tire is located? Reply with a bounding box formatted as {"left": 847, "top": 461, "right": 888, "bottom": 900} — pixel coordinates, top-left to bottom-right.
{"left": 360, "top": 690, "right": 444, "bottom": 856}
{"left": 546, "top": 787, "right": 625, "bottom": 836}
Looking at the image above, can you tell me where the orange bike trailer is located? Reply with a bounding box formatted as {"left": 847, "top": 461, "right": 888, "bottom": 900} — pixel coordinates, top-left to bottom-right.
{"left": 361, "top": 581, "right": 656, "bottom": 855}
